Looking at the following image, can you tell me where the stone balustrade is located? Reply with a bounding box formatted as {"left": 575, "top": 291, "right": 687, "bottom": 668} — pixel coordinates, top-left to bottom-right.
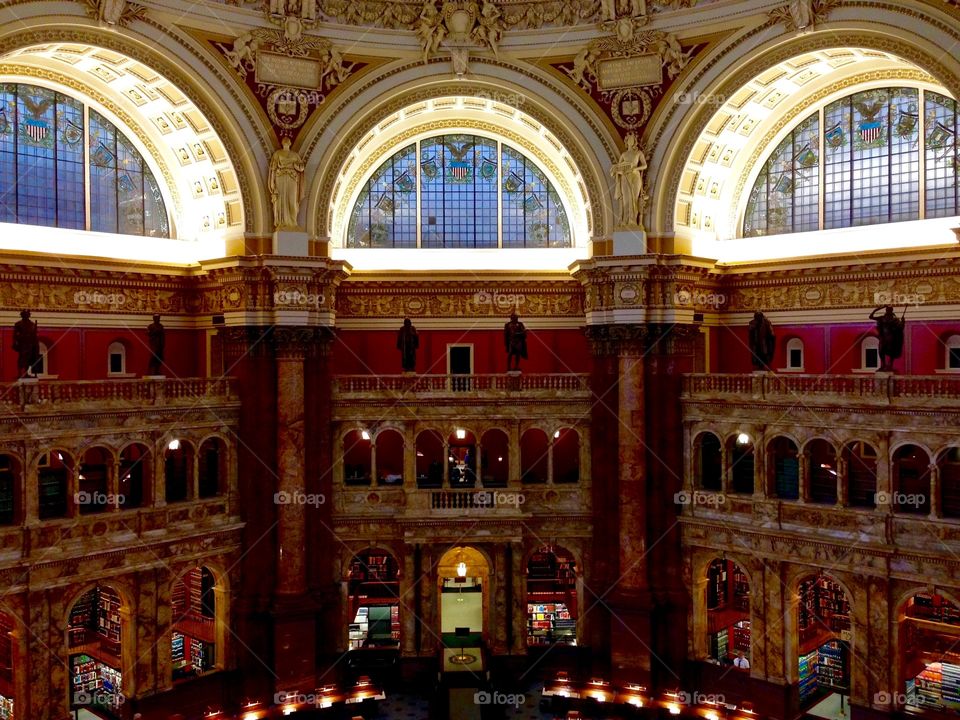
{"left": 1, "top": 377, "right": 238, "bottom": 410}
{"left": 332, "top": 373, "right": 590, "bottom": 400}
{"left": 683, "top": 372, "right": 960, "bottom": 405}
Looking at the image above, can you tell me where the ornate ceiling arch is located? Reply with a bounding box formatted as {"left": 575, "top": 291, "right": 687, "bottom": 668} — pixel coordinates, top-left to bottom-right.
{"left": 301, "top": 57, "right": 620, "bottom": 249}
{"left": 647, "top": 1, "right": 960, "bottom": 255}
{"left": 0, "top": 6, "right": 274, "bottom": 256}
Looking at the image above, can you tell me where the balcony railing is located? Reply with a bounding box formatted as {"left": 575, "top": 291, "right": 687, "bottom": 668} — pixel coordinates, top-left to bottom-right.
{"left": 0, "top": 377, "right": 238, "bottom": 409}
{"left": 682, "top": 373, "right": 960, "bottom": 404}
{"left": 333, "top": 373, "right": 590, "bottom": 398}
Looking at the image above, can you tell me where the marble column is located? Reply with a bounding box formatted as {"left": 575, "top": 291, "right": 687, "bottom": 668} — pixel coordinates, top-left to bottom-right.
{"left": 510, "top": 542, "right": 526, "bottom": 654}
{"left": 272, "top": 327, "right": 322, "bottom": 691}
{"left": 491, "top": 545, "right": 509, "bottom": 654}
{"left": 929, "top": 463, "right": 941, "bottom": 519}
{"left": 401, "top": 549, "right": 417, "bottom": 657}
{"left": 608, "top": 326, "right": 654, "bottom": 680}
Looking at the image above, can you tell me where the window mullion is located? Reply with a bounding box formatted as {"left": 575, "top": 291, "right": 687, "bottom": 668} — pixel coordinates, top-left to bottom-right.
{"left": 919, "top": 88, "right": 926, "bottom": 220}
{"left": 818, "top": 105, "right": 825, "bottom": 231}
{"left": 497, "top": 140, "right": 503, "bottom": 249}
{"left": 83, "top": 105, "right": 91, "bottom": 232}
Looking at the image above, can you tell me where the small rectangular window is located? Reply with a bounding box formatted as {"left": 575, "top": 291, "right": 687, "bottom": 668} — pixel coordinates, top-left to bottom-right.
{"left": 865, "top": 348, "right": 879, "bottom": 369}
{"left": 789, "top": 348, "right": 803, "bottom": 368}
{"left": 109, "top": 352, "right": 124, "bottom": 374}
{"left": 950, "top": 347, "right": 960, "bottom": 369}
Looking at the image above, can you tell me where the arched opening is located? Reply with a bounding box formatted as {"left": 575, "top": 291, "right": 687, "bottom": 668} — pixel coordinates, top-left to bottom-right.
{"left": 844, "top": 441, "right": 878, "bottom": 508}
{"left": 198, "top": 437, "right": 226, "bottom": 498}
{"left": 343, "top": 429, "right": 372, "bottom": 486}
{"left": 768, "top": 436, "right": 799, "bottom": 500}
{"left": 552, "top": 428, "right": 580, "bottom": 484}
{"left": 375, "top": 430, "right": 404, "bottom": 486}
{"left": 479, "top": 429, "right": 509, "bottom": 488}
{"left": 944, "top": 335, "right": 960, "bottom": 371}
{"left": 172, "top": 567, "right": 218, "bottom": 681}
{"left": 892, "top": 445, "right": 931, "bottom": 514}
{"left": 118, "top": 443, "right": 148, "bottom": 510}
{"left": 438, "top": 546, "right": 489, "bottom": 649}
{"left": 448, "top": 429, "right": 477, "bottom": 488}
{"left": 38, "top": 450, "right": 72, "bottom": 520}
{"left": 939, "top": 448, "right": 960, "bottom": 518}
{"left": 0, "top": 612, "right": 16, "bottom": 719}
{"left": 78, "top": 446, "right": 112, "bottom": 515}
{"left": 521, "top": 428, "right": 548, "bottom": 484}
{"left": 347, "top": 550, "right": 400, "bottom": 654}
{"left": 786, "top": 338, "right": 805, "bottom": 371}
{"left": 729, "top": 433, "right": 755, "bottom": 495}
{"left": 695, "top": 432, "right": 722, "bottom": 491}
{"left": 164, "top": 439, "right": 193, "bottom": 503}
{"left": 415, "top": 430, "right": 444, "bottom": 489}
{"left": 900, "top": 592, "right": 960, "bottom": 709}
{"left": 0, "top": 455, "right": 21, "bottom": 525}
{"left": 107, "top": 341, "right": 127, "bottom": 376}
{"left": 797, "top": 575, "right": 851, "bottom": 708}
{"left": 861, "top": 337, "right": 881, "bottom": 371}
{"left": 526, "top": 545, "right": 577, "bottom": 647}
{"left": 68, "top": 585, "right": 125, "bottom": 712}
{"left": 706, "top": 559, "right": 751, "bottom": 669}
{"left": 807, "top": 440, "right": 838, "bottom": 504}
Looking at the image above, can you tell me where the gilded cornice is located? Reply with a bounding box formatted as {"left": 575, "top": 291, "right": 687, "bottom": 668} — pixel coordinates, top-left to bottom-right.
{"left": 335, "top": 279, "right": 584, "bottom": 319}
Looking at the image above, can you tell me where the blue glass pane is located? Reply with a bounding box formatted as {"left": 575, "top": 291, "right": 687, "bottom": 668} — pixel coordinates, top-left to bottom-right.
{"left": 16, "top": 85, "right": 56, "bottom": 227}
{"left": 926, "top": 91, "right": 959, "bottom": 219}
{"left": 56, "top": 93, "right": 85, "bottom": 230}
{"left": 824, "top": 95, "right": 853, "bottom": 230}
{"left": 743, "top": 167, "right": 768, "bottom": 237}
{"left": 0, "top": 84, "right": 15, "bottom": 224}
{"left": 144, "top": 170, "right": 169, "bottom": 237}
{"left": 793, "top": 113, "right": 820, "bottom": 232}
{"left": 502, "top": 144, "right": 571, "bottom": 248}
{"left": 890, "top": 88, "right": 920, "bottom": 223}
{"left": 89, "top": 110, "right": 117, "bottom": 233}
{"left": 117, "top": 136, "right": 144, "bottom": 235}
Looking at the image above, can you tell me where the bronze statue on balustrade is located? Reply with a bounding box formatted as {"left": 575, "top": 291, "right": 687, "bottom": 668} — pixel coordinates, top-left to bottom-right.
{"left": 869, "top": 304, "right": 906, "bottom": 372}
{"left": 397, "top": 318, "right": 419, "bottom": 373}
{"left": 147, "top": 314, "right": 165, "bottom": 376}
{"left": 12, "top": 309, "right": 39, "bottom": 378}
{"left": 505, "top": 312, "right": 528, "bottom": 371}
{"left": 748, "top": 311, "right": 775, "bottom": 370}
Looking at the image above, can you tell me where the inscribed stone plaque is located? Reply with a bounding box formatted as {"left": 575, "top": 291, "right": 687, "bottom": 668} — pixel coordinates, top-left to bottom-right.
{"left": 597, "top": 54, "right": 662, "bottom": 90}
{"left": 256, "top": 52, "right": 322, "bottom": 89}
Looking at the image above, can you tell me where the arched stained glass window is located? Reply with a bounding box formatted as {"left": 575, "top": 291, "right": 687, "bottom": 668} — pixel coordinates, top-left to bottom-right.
{"left": 346, "top": 133, "right": 571, "bottom": 248}
{"left": 0, "top": 83, "right": 169, "bottom": 238}
{"left": 743, "top": 87, "right": 959, "bottom": 237}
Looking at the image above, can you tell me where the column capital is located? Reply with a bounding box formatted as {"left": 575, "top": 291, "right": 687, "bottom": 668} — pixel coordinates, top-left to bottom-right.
{"left": 270, "top": 326, "right": 335, "bottom": 360}
{"left": 583, "top": 323, "right": 649, "bottom": 357}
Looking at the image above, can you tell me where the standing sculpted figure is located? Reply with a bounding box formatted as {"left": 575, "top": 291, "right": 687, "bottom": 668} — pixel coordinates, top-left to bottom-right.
{"left": 268, "top": 137, "right": 306, "bottom": 231}
{"left": 611, "top": 133, "right": 646, "bottom": 228}
{"left": 417, "top": 0, "right": 446, "bottom": 64}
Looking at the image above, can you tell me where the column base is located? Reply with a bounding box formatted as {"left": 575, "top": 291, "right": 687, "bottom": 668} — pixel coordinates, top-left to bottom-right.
{"left": 272, "top": 593, "right": 318, "bottom": 692}
{"left": 607, "top": 588, "right": 654, "bottom": 684}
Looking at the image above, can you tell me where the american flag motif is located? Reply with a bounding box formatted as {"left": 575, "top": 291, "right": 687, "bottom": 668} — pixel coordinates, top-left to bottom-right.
{"left": 859, "top": 120, "right": 882, "bottom": 144}
{"left": 24, "top": 118, "right": 47, "bottom": 143}
{"left": 450, "top": 161, "right": 470, "bottom": 181}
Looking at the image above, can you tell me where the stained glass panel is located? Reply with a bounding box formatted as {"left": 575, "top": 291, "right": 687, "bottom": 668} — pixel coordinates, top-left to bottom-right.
{"left": 0, "top": 84, "right": 168, "bottom": 238}
{"left": 747, "top": 86, "right": 947, "bottom": 237}
{"left": 926, "top": 91, "right": 959, "bottom": 219}
{"left": 348, "top": 134, "right": 571, "bottom": 248}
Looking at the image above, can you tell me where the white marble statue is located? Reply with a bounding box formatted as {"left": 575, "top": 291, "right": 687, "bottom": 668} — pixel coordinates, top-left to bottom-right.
{"left": 789, "top": 0, "right": 814, "bottom": 29}
{"left": 565, "top": 47, "right": 598, "bottom": 91}
{"left": 475, "top": 0, "right": 503, "bottom": 57}
{"left": 98, "top": 0, "right": 126, "bottom": 24}
{"left": 268, "top": 137, "right": 306, "bottom": 231}
{"left": 611, "top": 133, "right": 647, "bottom": 229}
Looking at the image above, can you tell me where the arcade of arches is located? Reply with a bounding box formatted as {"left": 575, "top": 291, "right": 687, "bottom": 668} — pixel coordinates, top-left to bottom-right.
{"left": 2, "top": 0, "right": 960, "bottom": 719}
